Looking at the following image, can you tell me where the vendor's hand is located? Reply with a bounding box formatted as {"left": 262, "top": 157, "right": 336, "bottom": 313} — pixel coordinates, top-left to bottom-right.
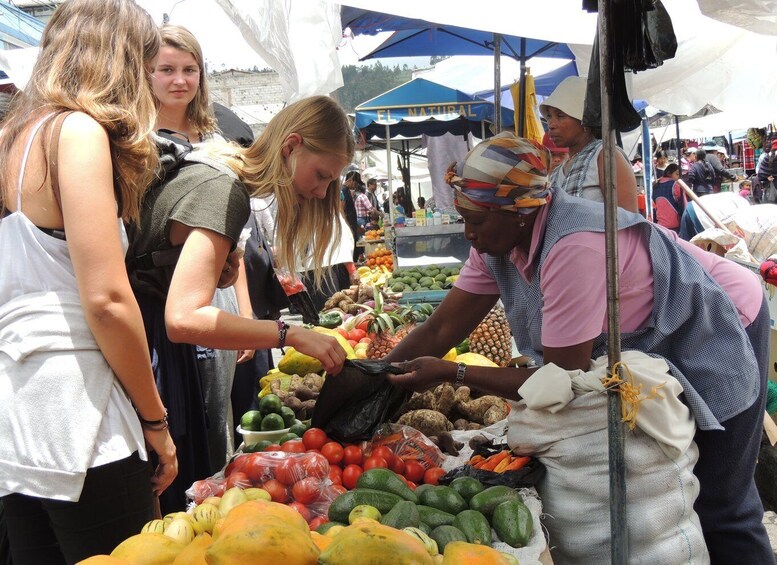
{"left": 143, "top": 428, "right": 178, "bottom": 497}
{"left": 290, "top": 327, "right": 346, "bottom": 375}
{"left": 387, "top": 356, "right": 455, "bottom": 393}
{"left": 217, "top": 251, "right": 241, "bottom": 288}
{"left": 236, "top": 349, "right": 255, "bottom": 364}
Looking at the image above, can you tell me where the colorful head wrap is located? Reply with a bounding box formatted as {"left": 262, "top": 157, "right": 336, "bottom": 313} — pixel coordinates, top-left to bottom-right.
{"left": 445, "top": 133, "right": 551, "bottom": 214}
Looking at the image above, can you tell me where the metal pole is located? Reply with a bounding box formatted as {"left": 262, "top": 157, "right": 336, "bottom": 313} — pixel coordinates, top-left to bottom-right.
{"left": 675, "top": 115, "right": 682, "bottom": 171}
{"left": 493, "top": 33, "right": 502, "bottom": 133}
{"left": 642, "top": 112, "right": 652, "bottom": 221}
{"left": 386, "top": 124, "right": 394, "bottom": 227}
{"left": 518, "top": 38, "right": 527, "bottom": 137}
{"left": 597, "top": 0, "right": 628, "bottom": 561}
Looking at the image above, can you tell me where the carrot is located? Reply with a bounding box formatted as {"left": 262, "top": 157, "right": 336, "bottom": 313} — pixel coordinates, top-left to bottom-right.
{"left": 479, "top": 450, "right": 511, "bottom": 471}
{"left": 504, "top": 456, "right": 531, "bottom": 471}
{"left": 493, "top": 456, "right": 512, "bottom": 473}
{"left": 469, "top": 454, "right": 485, "bottom": 465}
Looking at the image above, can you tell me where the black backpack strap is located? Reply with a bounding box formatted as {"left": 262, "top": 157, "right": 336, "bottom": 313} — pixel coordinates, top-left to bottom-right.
{"left": 127, "top": 246, "right": 183, "bottom": 272}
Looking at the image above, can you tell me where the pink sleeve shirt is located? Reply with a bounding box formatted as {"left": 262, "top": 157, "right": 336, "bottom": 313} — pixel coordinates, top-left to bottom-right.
{"left": 456, "top": 211, "right": 763, "bottom": 350}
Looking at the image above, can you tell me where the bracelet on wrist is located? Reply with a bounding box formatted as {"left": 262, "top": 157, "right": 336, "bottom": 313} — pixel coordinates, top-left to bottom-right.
{"left": 277, "top": 319, "right": 290, "bottom": 349}
{"left": 454, "top": 362, "right": 467, "bottom": 388}
{"left": 137, "top": 408, "right": 169, "bottom": 431}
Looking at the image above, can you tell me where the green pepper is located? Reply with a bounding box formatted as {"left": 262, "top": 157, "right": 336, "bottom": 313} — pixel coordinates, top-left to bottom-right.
{"left": 318, "top": 311, "right": 343, "bottom": 329}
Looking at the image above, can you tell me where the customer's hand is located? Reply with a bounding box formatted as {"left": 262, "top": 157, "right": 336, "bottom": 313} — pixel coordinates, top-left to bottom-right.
{"left": 143, "top": 428, "right": 178, "bottom": 497}
{"left": 290, "top": 327, "right": 346, "bottom": 375}
{"left": 387, "top": 357, "right": 455, "bottom": 393}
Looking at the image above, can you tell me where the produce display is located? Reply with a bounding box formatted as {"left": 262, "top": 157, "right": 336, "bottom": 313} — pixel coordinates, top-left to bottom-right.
{"left": 384, "top": 265, "right": 460, "bottom": 293}
{"left": 364, "top": 245, "right": 393, "bottom": 270}
{"left": 363, "top": 227, "right": 385, "bottom": 241}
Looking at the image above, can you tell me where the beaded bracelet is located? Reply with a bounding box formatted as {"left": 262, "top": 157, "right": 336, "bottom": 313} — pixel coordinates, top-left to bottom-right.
{"left": 454, "top": 362, "right": 467, "bottom": 388}
{"left": 138, "top": 408, "right": 169, "bottom": 431}
{"left": 277, "top": 319, "right": 290, "bottom": 349}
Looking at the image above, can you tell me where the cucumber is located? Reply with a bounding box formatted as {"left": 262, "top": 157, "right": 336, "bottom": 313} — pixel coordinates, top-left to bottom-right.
{"left": 380, "top": 500, "right": 420, "bottom": 529}
{"left": 493, "top": 499, "right": 533, "bottom": 548}
{"left": 468, "top": 485, "right": 521, "bottom": 518}
{"left": 356, "top": 468, "right": 418, "bottom": 503}
{"left": 327, "top": 488, "right": 402, "bottom": 523}
{"left": 416, "top": 505, "right": 455, "bottom": 529}
{"left": 315, "top": 521, "right": 347, "bottom": 534}
{"left": 418, "top": 486, "right": 468, "bottom": 515}
{"left": 449, "top": 476, "right": 485, "bottom": 502}
{"left": 429, "top": 525, "right": 468, "bottom": 553}
{"left": 453, "top": 509, "right": 492, "bottom": 546}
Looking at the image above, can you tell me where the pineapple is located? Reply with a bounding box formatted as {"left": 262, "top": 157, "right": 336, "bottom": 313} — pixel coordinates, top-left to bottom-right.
{"left": 467, "top": 305, "right": 513, "bottom": 367}
{"left": 351, "top": 286, "right": 413, "bottom": 359}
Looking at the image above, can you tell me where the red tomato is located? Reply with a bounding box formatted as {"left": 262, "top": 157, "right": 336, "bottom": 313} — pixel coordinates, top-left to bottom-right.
{"left": 371, "top": 446, "right": 395, "bottom": 465}
{"left": 423, "top": 467, "right": 446, "bottom": 486}
{"left": 302, "top": 428, "right": 328, "bottom": 451}
{"left": 358, "top": 337, "right": 371, "bottom": 344}
{"left": 347, "top": 339, "right": 358, "bottom": 348}
{"left": 225, "top": 471, "right": 250, "bottom": 490}
{"left": 292, "top": 477, "right": 322, "bottom": 505}
{"left": 343, "top": 445, "right": 364, "bottom": 466}
{"left": 244, "top": 454, "right": 272, "bottom": 484}
{"left": 388, "top": 456, "right": 405, "bottom": 476}
{"left": 348, "top": 328, "right": 367, "bottom": 342}
{"left": 261, "top": 478, "right": 289, "bottom": 503}
{"left": 396, "top": 473, "right": 409, "bottom": 486}
{"left": 275, "top": 457, "right": 303, "bottom": 486}
{"left": 330, "top": 484, "right": 347, "bottom": 496}
{"left": 328, "top": 465, "right": 343, "bottom": 485}
{"left": 336, "top": 328, "right": 349, "bottom": 339}
{"left": 342, "top": 464, "right": 363, "bottom": 490}
{"left": 264, "top": 444, "right": 283, "bottom": 452}
{"left": 403, "top": 459, "right": 425, "bottom": 483}
{"left": 355, "top": 318, "right": 371, "bottom": 332}
{"left": 363, "top": 456, "right": 388, "bottom": 471}
{"left": 287, "top": 501, "right": 312, "bottom": 523}
{"left": 302, "top": 452, "right": 330, "bottom": 480}
{"left": 190, "top": 479, "right": 225, "bottom": 504}
{"left": 224, "top": 454, "right": 249, "bottom": 477}
{"left": 406, "top": 481, "right": 417, "bottom": 490}
{"left": 281, "top": 439, "right": 306, "bottom": 454}
{"left": 320, "top": 442, "right": 344, "bottom": 466}
{"left": 308, "top": 516, "right": 328, "bottom": 531}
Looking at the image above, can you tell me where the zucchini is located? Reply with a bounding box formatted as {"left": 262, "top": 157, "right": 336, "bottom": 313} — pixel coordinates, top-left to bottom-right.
{"left": 327, "top": 488, "right": 402, "bottom": 523}
{"left": 356, "top": 468, "right": 418, "bottom": 502}
{"left": 453, "top": 509, "right": 492, "bottom": 546}
{"left": 493, "top": 499, "right": 533, "bottom": 548}
{"left": 468, "top": 485, "right": 521, "bottom": 518}
{"left": 429, "top": 525, "right": 468, "bottom": 553}
{"left": 416, "top": 505, "right": 455, "bottom": 529}
{"left": 380, "top": 500, "right": 420, "bottom": 529}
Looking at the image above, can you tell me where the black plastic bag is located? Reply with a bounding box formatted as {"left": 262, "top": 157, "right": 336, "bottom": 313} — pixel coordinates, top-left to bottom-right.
{"left": 311, "top": 359, "right": 410, "bottom": 443}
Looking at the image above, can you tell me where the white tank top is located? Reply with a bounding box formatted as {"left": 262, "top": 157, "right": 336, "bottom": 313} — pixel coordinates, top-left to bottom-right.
{"left": 0, "top": 114, "right": 145, "bottom": 476}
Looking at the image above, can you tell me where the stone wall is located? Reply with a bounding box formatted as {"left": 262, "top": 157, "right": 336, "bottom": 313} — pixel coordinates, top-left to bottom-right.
{"left": 208, "top": 69, "right": 284, "bottom": 108}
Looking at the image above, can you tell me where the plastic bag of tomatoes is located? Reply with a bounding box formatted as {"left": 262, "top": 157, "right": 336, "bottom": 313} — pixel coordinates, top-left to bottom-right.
{"left": 368, "top": 423, "right": 445, "bottom": 470}
{"left": 186, "top": 450, "right": 343, "bottom": 525}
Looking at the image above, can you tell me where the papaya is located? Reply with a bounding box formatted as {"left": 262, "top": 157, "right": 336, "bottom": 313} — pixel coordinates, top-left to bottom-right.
{"left": 310, "top": 531, "right": 333, "bottom": 551}
{"left": 215, "top": 500, "right": 309, "bottom": 538}
{"left": 380, "top": 500, "right": 420, "bottom": 529}
{"left": 278, "top": 347, "right": 324, "bottom": 376}
{"left": 319, "top": 521, "right": 433, "bottom": 565}
{"left": 76, "top": 557, "right": 130, "bottom": 565}
{"left": 172, "top": 533, "right": 212, "bottom": 565}
{"left": 467, "top": 485, "right": 521, "bottom": 518}
{"left": 454, "top": 353, "right": 498, "bottom": 367}
{"left": 207, "top": 513, "right": 318, "bottom": 565}
{"left": 492, "top": 499, "right": 533, "bottom": 548}
{"left": 441, "top": 541, "right": 514, "bottom": 565}
{"left": 311, "top": 326, "right": 357, "bottom": 359}
{"left": 418, "top": 486, "right": 467, "bottom": 515}
{"left": 110, "top": 533, "right": 184, "bottom": 565}
{"left": 453, "top": 510, "right": 491, "bottom": 546}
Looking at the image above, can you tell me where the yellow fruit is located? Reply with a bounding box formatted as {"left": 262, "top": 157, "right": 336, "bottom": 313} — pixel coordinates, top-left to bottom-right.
{"left": 202, "top": 496, "right": 221, "bottom": 507}
{"left": 348, "top": 505, "right": 381, "bottom": 524}
{"left": 454, "top": 352, "right": 498, "bottom": 367}
{"left": 110, "top": 532, "right": 184, "bottom": 565}
{"left": 243, "top": 487, "right": 271, "bottom": 501}
{"left": 76, "top": 557, "right": 130, "bottom": 565}
{"left": 172, "top": 533, "right": 212, "bottom": 565}
{"left": 319, "top": 521, "right": 433, "bottom": 565}
{"left": 310, "top": 531, "right": 333, "bottom": 551}
{"left": 442, "top": 348, "right": 457, "bottom": 361}
{"left": 278, "top": 347, "right": 325, "bottom": 375}
{"left": 324, "top": 525, "right": 345, "bottom": 538}
{"left": 219, "top": 487, "right": 248, "bottom": 516}
{"left": 163, "top": 512, "right": 194, "bottom": 526}
{"left": 441, "top": 541, "right": 513, "bottom": 565}
{"left": 191, "top": 503, "right": 222, "bottom": 535}
{"left": 141, "top": 519, "right": 167, "bottom": 535}
{"left": 164, "top": 518, "right": 196, "bottom": 545}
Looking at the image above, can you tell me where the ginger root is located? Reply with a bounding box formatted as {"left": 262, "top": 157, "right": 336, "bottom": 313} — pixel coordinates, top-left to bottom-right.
{"left": 396, "top": 409, "right": 453, "bottom": 438}
{"left": 454, "top": 387, "right": 509, "bottom": 425}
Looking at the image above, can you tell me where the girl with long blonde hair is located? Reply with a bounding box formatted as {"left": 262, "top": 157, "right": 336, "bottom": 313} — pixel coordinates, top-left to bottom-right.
{"left": 0, "top": 0, "right": 177, "bottom": 562}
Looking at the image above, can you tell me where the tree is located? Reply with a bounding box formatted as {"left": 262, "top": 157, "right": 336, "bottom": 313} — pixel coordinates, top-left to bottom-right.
{"left": 334, "top": 62, "right": 413, "bottom": 113}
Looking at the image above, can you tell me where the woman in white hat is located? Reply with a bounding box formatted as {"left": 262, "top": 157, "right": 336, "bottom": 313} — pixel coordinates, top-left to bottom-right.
{"left": 540, "top": 76, "right": 638, "bottom": 212}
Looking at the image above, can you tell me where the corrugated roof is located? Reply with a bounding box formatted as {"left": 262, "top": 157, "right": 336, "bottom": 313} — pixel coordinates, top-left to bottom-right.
{"left": 0, "top": 1, "right": 45, "bottom": 47}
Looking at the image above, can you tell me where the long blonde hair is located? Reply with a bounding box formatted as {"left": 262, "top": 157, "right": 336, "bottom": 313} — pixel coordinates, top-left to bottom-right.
{"left": 159, "top": 25, "right": 217, "bottom": 138}
{"left": 219, "top": 96, "right": 354, "bottom": 287}
{"left": 0, "top": 0, "right": 160, "bottom": 222}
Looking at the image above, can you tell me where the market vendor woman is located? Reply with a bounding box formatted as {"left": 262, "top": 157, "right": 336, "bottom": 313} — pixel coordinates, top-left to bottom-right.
{"left": 385, "top": 133, "right": 773, "bottom": 563}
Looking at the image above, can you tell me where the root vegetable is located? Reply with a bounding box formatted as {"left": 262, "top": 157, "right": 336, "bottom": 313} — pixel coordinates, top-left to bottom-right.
{"left": 396, "top": 409, "right": 452, "bottom": 438}
{"left": 431, "top": 431, "right": 463, "bottom": 456}
{"left": 454, "top": 387, "right": 508, "bottom": 425}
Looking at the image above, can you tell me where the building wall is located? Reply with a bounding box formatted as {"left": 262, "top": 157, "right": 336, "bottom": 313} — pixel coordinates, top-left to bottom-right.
{"left": 208, "top": 69, "right": 284, "bottom": 108}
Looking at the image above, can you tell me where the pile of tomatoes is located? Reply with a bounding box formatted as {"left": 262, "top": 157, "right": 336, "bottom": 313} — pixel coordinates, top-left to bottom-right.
{"left": 190, "top": 427, "right": 447, "bottom": 529}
